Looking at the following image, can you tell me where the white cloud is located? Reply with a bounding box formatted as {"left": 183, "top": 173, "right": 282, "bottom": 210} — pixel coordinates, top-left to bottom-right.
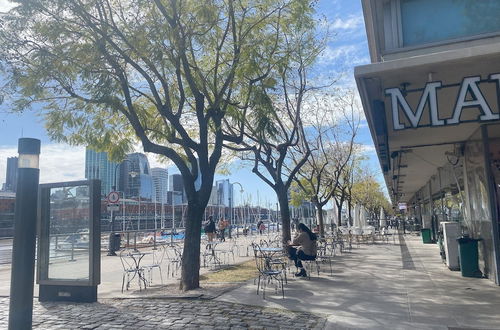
{"left": 320, "top": 44, "right": 358, "bottom": 62}
{"left": 0, "top": 0, "right": 16, "bottom": 12}
{"left": 319, "top": 44, "right": 369, "bottom": 67}
{"left": 359, "top": 144, "right": 376, "bottom": 155}
{"left": 0, "top": 143, "right": 86, "bottom": 186}
{"left": 39, "top": 144, "right": 86, "bottom": 183}
{"left": 330, "top": 15, "right": 364, "bottom": 31}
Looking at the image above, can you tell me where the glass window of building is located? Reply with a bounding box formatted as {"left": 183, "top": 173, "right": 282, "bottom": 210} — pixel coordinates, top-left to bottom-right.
{"left": 400, "top": 0, "right": 500, "bottom": 47}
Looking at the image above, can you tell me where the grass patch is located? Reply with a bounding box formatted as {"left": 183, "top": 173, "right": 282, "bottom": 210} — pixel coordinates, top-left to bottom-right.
{"left": 200, "top": 260, "right": 257, "bottom": 283}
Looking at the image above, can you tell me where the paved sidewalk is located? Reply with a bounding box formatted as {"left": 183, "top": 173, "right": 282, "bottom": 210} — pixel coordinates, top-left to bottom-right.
{"left": 217, "top": 233, "right": 500, "bottom": 329}
{"left": 0, "top": 234, "right": 261, "bottom": 297}
{"left": 1, "top": 232, "right": 500, "bottom": 329}
{"left": 0, "top": 297, "right": 325, "bottom": 329}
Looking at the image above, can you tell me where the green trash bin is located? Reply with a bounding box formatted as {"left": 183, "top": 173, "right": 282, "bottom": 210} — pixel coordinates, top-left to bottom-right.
{"left": 421, "top": 228, "right": 432, "bottom": 243}
{"left": 457, "top": 236, "right": 483, "bottom": 278}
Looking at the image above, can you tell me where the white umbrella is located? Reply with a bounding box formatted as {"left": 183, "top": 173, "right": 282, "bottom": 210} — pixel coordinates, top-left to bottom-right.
{"left": 360, "top": 206, "right": 367, "bottom": 228}
{"left": 353, "top": 204, "right": 360, "bottom": 228}
{"left": 379, "top": 207, "right": 386, "bottom": 228}
{"left": 331, "top": 202, "right": 338, "bottom": 227}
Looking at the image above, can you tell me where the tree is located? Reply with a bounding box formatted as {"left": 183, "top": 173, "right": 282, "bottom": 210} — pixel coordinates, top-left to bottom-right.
{"left": 224, "top": 20, "right": 323, "bottom": 245}
{"left": 0, "top": 0, "right": 315, "bottom": 290}
{"left": 333, "top": 151, "right": 364, "bottom": 227}
{"left": 351, "top": 171, "right": 391, "bottom": 222}
{"left": 292, "top": 90, "right": 360, "bottom": 236}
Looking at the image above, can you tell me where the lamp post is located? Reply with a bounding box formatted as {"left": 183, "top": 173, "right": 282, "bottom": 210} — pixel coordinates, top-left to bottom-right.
{"left": 9, "top": 138, "right": 40, "bottom": 330}
{"left": 232, "top": 182, "right": 243, "bottom": 237}
{"left": 108, "top": 159, "right": 133, "bottom": 256}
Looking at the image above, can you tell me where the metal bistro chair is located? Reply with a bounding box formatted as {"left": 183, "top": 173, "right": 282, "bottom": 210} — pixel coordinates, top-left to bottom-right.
{"left": 142, "top": 245, "right": 166, "bottom": 286}
{"left": 165, "top": 244, "right": 183, "bottom": 278}
{"left": 259, "top": 242, "right": 288, "bottom": 284}
{"left": 253, "top": 244, "right": 285, "bottom": 299}
{"left": 316, "top": 239, "right": 334, "bottom": 276}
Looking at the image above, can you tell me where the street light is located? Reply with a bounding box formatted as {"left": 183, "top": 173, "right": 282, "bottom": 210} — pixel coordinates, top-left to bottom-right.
{"left": 107, "top": 159, "right": 134, "bottom": 256}
{"left": 9, "top": 138, "right": 40, "bottom": 330}
{"left": 232, "top": 182, "right": 243, "bottom": 237}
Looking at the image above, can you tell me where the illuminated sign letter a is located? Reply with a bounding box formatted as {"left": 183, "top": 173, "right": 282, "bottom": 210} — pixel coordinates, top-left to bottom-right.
{"left": 386, "top": 81, "right": 443, "bottom": 130}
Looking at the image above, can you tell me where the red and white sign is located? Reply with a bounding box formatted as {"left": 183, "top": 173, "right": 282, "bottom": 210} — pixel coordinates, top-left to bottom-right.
{"left": 107, "top": 191, "right": 120, "bottom": 204}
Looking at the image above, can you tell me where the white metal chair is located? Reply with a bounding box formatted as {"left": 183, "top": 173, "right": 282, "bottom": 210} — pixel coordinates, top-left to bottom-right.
{"left": 142, "top": 245, "right": 166, "bottom": 286}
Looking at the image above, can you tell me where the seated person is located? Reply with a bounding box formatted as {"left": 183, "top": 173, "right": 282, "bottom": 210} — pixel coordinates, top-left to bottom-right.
{"left": 287, "top": 223, "right": 317, "bottom": 277}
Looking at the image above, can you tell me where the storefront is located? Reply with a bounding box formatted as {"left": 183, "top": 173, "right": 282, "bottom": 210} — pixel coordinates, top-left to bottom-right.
{"left": 355, "top": 37, "right": 500, "bottom": 284}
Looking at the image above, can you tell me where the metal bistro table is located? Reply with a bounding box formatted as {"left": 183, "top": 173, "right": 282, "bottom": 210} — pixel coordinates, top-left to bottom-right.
{"left": 126, "top": 252, "right": 151, "bottom": 291}
{"left": 203, "top": 242, "right": 222, "bottom": 269}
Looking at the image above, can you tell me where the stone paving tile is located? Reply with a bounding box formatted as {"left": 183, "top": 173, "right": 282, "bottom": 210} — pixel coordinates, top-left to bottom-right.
{"left": 0, "top": 297, "right": 325, "bottom": 329}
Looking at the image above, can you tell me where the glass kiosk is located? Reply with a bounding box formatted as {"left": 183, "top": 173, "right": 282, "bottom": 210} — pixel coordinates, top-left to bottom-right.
{"left": 37, "top": 180, "right": 100, "bottom": 302}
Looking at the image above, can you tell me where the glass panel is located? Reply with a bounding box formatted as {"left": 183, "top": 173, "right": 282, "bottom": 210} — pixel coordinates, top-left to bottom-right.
{"left": 48, "top": 185, "right": 90, "bottom": 280}
{"left": 440, "top": 163, "right": 466, "bottom": 223}
{"left": 401, "top": 0, "right": 500, "bottom": 46}
{"left": 464, "top": 127, "right": 493, "bottom": 277}
{"left": 487, "top": 124, "right": 500, "bottom": 282}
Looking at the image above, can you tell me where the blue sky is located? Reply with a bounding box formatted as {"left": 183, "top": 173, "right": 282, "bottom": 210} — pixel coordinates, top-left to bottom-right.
{"left": 0, "top": 0, "right": 381, "bottom": 206}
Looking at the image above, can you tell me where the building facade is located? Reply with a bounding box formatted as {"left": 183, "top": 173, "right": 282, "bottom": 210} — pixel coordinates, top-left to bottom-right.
{"left": 168, "top": 174, "right": 185, "bottom": 203}
{"left": 216, "top": 179, "right": 233, "bottom": 208}
{"left": 151, "top": 167, "right": 168, "bottom": 203}
{"left": 355, "top": 0, "right": 500, "bottom": 284}
{"left": 119, "top": 153, "right": 153, "bottom": 201}
{"left": 3, "top": 157, "right": 18, "bottom": 192}
{"left": 84, "top": 148, "right": 118, "bottom": 197}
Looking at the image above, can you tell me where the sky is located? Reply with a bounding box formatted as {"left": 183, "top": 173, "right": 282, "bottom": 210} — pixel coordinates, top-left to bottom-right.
{"left": 0, "top": 0, "right": 381, "bottom": 206}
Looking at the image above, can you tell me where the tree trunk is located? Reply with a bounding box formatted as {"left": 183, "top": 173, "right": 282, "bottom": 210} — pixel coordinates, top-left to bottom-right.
{"left": 316, "top": 203, "right": 324, "bottom": 237}
{"left": 179, "top": 203, "right": 204, "bottom": 291}
{"left": 336, "top": 196, "right": 344, "bottom": 228}
{"left": 348, "top": 198, "right": 352, "bottom": 227}
{"left": 278, "top": 191, "right": 291, "bottom": 246}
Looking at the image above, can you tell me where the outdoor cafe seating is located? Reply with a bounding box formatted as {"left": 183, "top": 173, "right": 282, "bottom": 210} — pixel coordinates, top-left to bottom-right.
{"left": 202, "top": 241, "right": 223, "bottom": 269}
{"left": 141, "top": 245, "right": 166, "bottom": 286}
{"left": 163, "top": 243, "right": 183, "bottom": 278}
{"left": 119, "top": 249, "right": 148, "bottom": 292}
{"left": 252, "top": 243, "right": 285, "bottom": 299}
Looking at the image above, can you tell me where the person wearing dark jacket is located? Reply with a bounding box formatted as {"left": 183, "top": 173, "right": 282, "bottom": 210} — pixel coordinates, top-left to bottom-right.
{"left": 203, "top": 216, "right": 216, "bottom": 242}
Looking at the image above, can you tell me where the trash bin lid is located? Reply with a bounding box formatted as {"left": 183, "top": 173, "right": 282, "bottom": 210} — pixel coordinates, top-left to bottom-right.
{"left": 457, "top": 236, "right": 482, "bottom": 243}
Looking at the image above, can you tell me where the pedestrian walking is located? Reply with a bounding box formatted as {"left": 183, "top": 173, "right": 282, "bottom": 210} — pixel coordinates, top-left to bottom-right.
{"left": 218, "top": 217, "right": 228, "bottom": 242}
{"left": 203, "top": 216, "right": 216, "bottom": 242}
{"left": 257, "top": 220, "right": 265, "bottom": 235}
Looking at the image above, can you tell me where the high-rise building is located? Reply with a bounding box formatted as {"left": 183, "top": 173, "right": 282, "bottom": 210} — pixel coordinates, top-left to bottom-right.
{"left": 208, "top": 185, "right": 218, "bottom": 205}
{"left": 119, "top": 153, "right": 153, "bottom": 201}
{"left": 151, "top": 167, "right": 168, "bottom": 203}
{"left": 216, "top": 179, "right": 233, "bottom": 208}
{"left": 4, "top": 157, "right": 18, "bottom": 192}
{"left": 168, "top": 173, "right": 185, "bottom": 203}
{"left": 84, "top": 148, "right": 118, "bottom": 197}
{"left": 169, "top": 173, "right": 183, "bottom": 192}
{"left": 167, "top": 191, "right": 183, "bottom": 205}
